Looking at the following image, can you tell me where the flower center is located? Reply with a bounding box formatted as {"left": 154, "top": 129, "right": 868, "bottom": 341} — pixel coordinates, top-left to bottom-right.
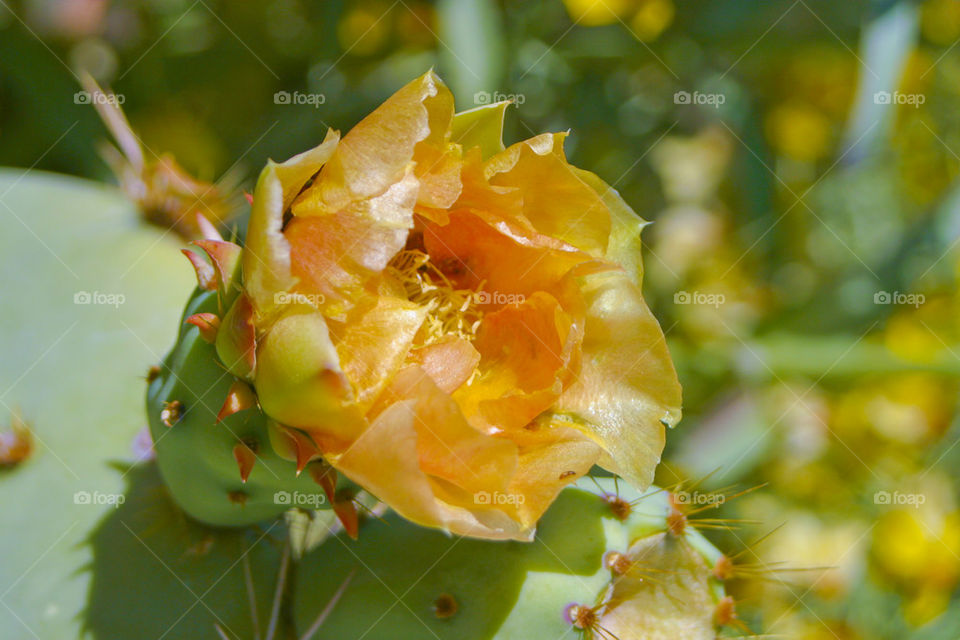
{"left": 386, "top": 249, "right": 484, "bottom": 348}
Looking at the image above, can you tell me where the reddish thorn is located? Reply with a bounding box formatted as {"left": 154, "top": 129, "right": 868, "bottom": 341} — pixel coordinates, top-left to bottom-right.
{"left": 308, "top": 463, "right": 358, "bottom": 538}
{"left": 185, "top": 312, "right": 220, "bottom": 343}
{"left": 333, "top": 500, "right": 359, "bottom": 539}
{"left": 244, "top": 192, "right": 254, "bottom": 205}
{"left": 193, "top": 240, "right": 241, "bottom": 290}
{"left": 293, "top": 434, "right": 319, "bottom": 475}
{"left": 181, "top": 249, "right": 216, "bottom": 291}
{"left": 224, "top": 294, "right": 257, "bottom": 374}
{"left": 195, "top": 212, "right": 223, "bottom": 242}
{"left": 233, "top": 442, "right": 256, "bottom": 483}
{"left": 277, "top": 427, "right": 320, "bottom": 475}
{"left": 309, "top": 464, "right": 338, "bottom": 503}
{"left": 216, "top": 380, "right": 257, "bottom": 423}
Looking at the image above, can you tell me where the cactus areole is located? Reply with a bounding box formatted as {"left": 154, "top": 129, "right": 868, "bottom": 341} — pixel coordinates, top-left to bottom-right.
{"left": 146, "top": 71, "right": 681, "bottom": 540}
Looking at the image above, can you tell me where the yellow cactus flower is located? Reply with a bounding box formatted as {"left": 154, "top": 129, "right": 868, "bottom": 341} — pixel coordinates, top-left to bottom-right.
{"left": 216, "top": 71, "right": 680, "bottom": 540}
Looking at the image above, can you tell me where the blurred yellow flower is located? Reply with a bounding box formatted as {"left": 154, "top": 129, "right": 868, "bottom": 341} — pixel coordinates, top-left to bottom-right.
{"left": 630, "top": 0, "right": 674, "bottom": 41}
{"left": 338, "top": 2, "right": 391, "bottom": 55}
{"left": 563, "top": 0, "right": 634, "bottom": 26}
{"left": 922, "top": 0, "right": 960, "bottom": 46}
{"left": 765, "top": 103, "right": 832, "bottom": 163}
{"left": 873, "top": 507, "right": 960, "bottom": 623}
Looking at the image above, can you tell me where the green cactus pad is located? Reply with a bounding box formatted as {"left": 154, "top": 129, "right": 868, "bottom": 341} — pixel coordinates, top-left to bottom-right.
{"left": 293, "top": 478, "right": 731, "bottom": 640}
{"left": 84, "top": 462, "right": 284, "bottom": 640}
{"left": 0, "top": 170, "right": 194, "bottom": 639}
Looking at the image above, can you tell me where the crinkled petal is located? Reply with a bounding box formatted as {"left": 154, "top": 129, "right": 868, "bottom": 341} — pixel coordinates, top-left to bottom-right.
{"left": 285, "top": 168, "right": 419, "bottom": 318}
{"left": 483, "top": 132, "right": 612, "bottom": 254}
{"left": 332, "top": 367, "right": 529, "bottom": 540}
{"left": 244, "top": 129, "right": 340, "bottom": 315}
{"left": 410, "top": 337, "right": 480, "bottom": 393}
{"left": 413, "top": 141, "right": 463, "bottom": 210}
{"left": 453, "top": 292, "right": 581, "bottom": 433}
{"left": 381, "top": 367, "right": 517, "bottom": 494}
{"left": 447, "top": 147, "right": 524, "bottom": 226}
{"left": 573, "top": 167, "right": 650, "bottom": 285}
{"left": 335, "top": 296, "right": 428, "bottom": 409}
{"left": 295, "top": 70, "right": 453, "bottom": 215}
{"left": 551, "top": 263, "right": 682, "bottom": 489}
{"left": 422, "top": 210, "right": 589, "bottom": 300}
{"left": 502, "top": 425, "right": 602, "bottom": 528}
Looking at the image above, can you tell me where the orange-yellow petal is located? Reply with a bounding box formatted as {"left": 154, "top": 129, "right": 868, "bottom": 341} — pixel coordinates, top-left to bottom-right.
{"left": 380, "top": 366, "right": 517, "bottom": 494}
{"left": 484, "top": 132, "right": 612, "bottom": 254}
{"left": 453, "top": 291, "right": 581, "bottom": 433}
{"left": 285, "top": 168, "right": 419, "bottom": 318}
{"left": 243, "top": 129, "right": 340, "bottom": 315}
{"left": 295, "top": 70, "right": 453, "bottom": 215}
{"left": 335, "top": 296, "right": 428, "bottom": 409}
{"left": 502, "top": 424, "right": 602, "bottom": 528}
{"left": 422, "top": 210, "right": 589, "bottom": 300}
{"left": 410, "top": 336, "right": 480, "bottom": 393}
{"left": 413, "top": 141, "right": 463, "bottom": 211}
{"left": 573, "top": 167, "right": 650, "bottom": 284}
{"left": 332, "top": 368, "right": 528, "bottom": 540}
{"left": 550, "top": 263, "right": 681, "bottom": 489}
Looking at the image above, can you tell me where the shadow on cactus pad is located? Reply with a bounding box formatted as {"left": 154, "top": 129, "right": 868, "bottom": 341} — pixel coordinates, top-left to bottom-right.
{"left": 83, "top": 462, "right": 287, "bottom": 640}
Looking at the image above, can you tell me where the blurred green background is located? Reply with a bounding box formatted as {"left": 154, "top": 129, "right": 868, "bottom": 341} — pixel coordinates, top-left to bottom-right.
{"left": 3, "top": 0, "right": 960, "bottom": 636}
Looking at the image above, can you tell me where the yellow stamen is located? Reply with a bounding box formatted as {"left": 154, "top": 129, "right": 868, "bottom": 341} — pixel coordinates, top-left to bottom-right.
{"left": 387, "top": 249, "right": 484, "bottom": 348}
